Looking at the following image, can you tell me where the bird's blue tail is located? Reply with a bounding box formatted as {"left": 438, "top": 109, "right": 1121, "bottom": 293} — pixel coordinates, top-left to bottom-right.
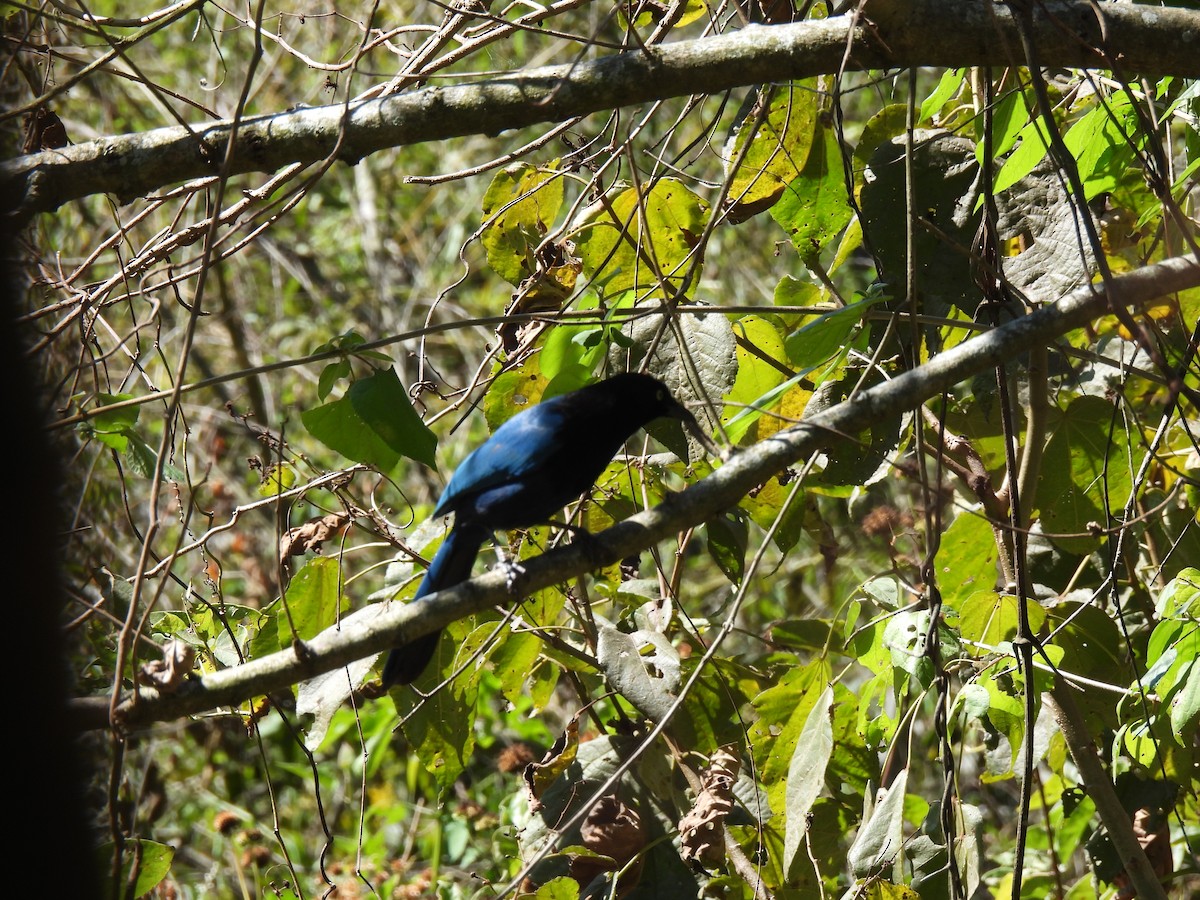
{"left": 380, "top": 523, "right": 489, "bottom": 687}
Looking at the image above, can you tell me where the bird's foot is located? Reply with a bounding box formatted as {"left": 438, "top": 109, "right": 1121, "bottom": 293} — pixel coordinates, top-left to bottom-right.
{"left": 488, "top": 545, "right": 527, "bottom": 593}
{"left": 501, "top": 558, "right": 527, "bottom": 593}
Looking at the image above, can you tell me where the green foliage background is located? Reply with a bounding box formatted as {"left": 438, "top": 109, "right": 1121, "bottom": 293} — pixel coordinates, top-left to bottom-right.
{"left": 6, "top": 2, "right": 1198, "bottom": 898}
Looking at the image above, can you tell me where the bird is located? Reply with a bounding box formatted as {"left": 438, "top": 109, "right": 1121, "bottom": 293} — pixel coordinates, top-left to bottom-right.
{"left": 380, "top": 372, "right": 706, "bottom": 688}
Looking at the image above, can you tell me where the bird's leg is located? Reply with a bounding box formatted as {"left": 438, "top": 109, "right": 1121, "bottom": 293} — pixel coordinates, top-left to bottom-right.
{"left": 489, "top": 543, "right": 527, "bottom": 593}
{"left": 503, "top": 559, "right": 526, "bottom": 592}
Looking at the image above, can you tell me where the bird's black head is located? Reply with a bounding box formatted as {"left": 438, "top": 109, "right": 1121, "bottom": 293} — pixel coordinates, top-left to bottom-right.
{"left": 591, "top": 372, "right": 688, "bottom": 423}
{"left": 590, "top": 372, "right": 721, "bottom": 459}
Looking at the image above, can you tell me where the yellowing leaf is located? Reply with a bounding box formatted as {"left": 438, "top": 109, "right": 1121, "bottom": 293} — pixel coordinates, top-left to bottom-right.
{"left": 576, "top": 178, "right": 709, "bottom": 299}
{"left": 724, "top": 81, "right": 819, "bottom": 221}
{"left": 482, "top": 162, "right": 564, "bottom": 285}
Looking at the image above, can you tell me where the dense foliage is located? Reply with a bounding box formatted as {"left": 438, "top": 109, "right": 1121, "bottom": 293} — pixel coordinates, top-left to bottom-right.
{"left": 5, "top": 2, "right": 1197, "bottom": 899}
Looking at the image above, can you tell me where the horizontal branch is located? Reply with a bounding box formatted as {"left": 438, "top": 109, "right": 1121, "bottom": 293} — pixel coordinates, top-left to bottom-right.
{"left": 71, "top": 253, "right": 1198, "bottom": 733}
{"left": 5, "top": 0, "right": 1197, "bottom": 225}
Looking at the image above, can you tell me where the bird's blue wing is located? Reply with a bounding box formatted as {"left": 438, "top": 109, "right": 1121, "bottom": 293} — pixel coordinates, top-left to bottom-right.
{"left": 432, "top": 396, "right": 571, "bottom": 516}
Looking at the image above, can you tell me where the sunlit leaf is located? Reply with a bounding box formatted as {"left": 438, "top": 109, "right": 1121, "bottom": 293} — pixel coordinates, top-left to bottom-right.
{"left": 723, "top": 313, "right": 789, "bottom": 442}
{"left": 277, "top": 556, "right": 348, "bottom": 646}
{"left": 575, "top": 178, "right": 709, "bottom": 299}
{"left": 936, "top": 510, "right": 1000, "bottom": 608}
{"left": 482, "top": 162, "right": 564, "bottom": 285}
{"left": 771, "top": 123, "right": 854, "bottom": 267}
{"left": 302, "top": 367, "right": 438, "bottom": 471}
{"left": 724, "top": 81, "right": 819, "bottom": 221}
{"left": 785, "top": 293, "right": 884, "bottom": 370}
{"left": 993, "top": 115, "right": 1052, "bottom": 195}
{"left": 748, "top": 659, "right": 832, "bottom": 812}
{"left": 98, "top": 839, "right": 173, "bottom": 898}
{"left": 784, "top": 685, "right": 834, "bottom": 874}
{"left": 920, "top": 68, "right": 966, "bottom": 124}
{"left": 958, "top": 592, "right": 1047, "bottom": 649}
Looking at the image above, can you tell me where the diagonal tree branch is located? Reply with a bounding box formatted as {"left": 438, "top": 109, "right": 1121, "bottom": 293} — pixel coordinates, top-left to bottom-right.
{"left": 68, "top": 252, "right": 1198, "bottom": 734}
{"left": 4, "top": 0, "right": 1197, "bottom": 225}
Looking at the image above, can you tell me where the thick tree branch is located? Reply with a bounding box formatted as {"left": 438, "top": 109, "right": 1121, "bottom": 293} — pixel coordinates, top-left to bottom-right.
{"left": 68, "top": 253, "right": 1198, "bottom": 733}
{"left": 4, "top": 0, "right": 1197, "bottom": 225}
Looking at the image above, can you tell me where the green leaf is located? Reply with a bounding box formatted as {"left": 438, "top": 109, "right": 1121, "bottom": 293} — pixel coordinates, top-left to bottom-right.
{"left": 1046, "top": 600, "right": 1125, "bottom": 730}
{"left": 852, "top": 104, "right": 907, "bottom": 184}
{"left": 531, "top": 876, "right": 580, "bottom": 900}
{"left": 492, "top": 585, "right": 565, "bottom": 704}
{"left": 86, "top": 394, "right": 185, "bottom": 481}
{"left": 302, "top": 367, "right": 437, "bottom": 472}
{"left": 883, "top": 609, "right": 935, "bottom": 685}
{"left": 256, "top": 461, "right": 296, "bottom": 497}
{"left": 784, "top": 684, "right": 834, "bottom": 874}
{"left": 785, "top": 294, "right": 883, "bottom": 370}
{"left": 89, "top": 392, "right": 139, "bottom": 451}
{"left": 748, "top": 659, "right": 832, "bottom": 812}
{"left": 848, "top": 769, "right": 908, "bottom": 876}
{"left": 1147, "top": 614, "right": 1199, "bottom": 699}
{"left": 673, "top": 658, "right": 752, "bottom": 753}
{"left": 705, "top": 509, "right": 748, "bottom": 584}
{"left": 920, "top": 68, "right": 965, "bottom": 123}
{"left": 829, "top": 214, "right": 864, "bottom": 274}
{"left": 124, "top": 431, "right": 187, "bottom": 482}
{"left": 481, "top": 162, "right": 564, "bottom": 285}
{"left": 957, "top": 592, "right": 1047, "bottom": 649}
{"left": 1062, "top": 92, "right": 1137, "bottom": 201}
{"left": 722, "top": 313, "right": 789, "bottom": 442}
{"left": 770, "top": 123, "right": 854, "bottom": 266}
{"left": 829, "top": 683, "right": 880, "bottom": 793}
{"left": 394, "top": 617, "right": 480, "bottom": 790}
{"left": 317, "top": 357, "right": 350, "bottom": 400}
{"left": 1156, "top": 567, "right": 1199, "bottom": 618}
{"left": 978, "top": 88, "right": 1033, "bottom": 163}
{"left": 540, "top": 322, "right": 599, "bottom": 381}
{"left": 541, "top": 365, "right": 594, "bottom": 400}
{"left": 975, "top": 658, "right": 1038, "bottom": 776}
{"left": 484, "top": 360, "right": 549, "bottom": 431}
{"left": 1170, "top": 657, "right": 1199, "bottom": 736}
{"left": 1046, "top": 600, "right": 1126, "bottom": 684}
{"left": 98, "top": 839, "right": 174, "bottom": 899}
{"left": 738, "top": 471, "right": 809, "bottom": 553}
{"left": 277, "top": 557, "right": 348, "bottom": 646}
{"left": 1119, "top": 711, "right": 1186, "bottom": 770}
{"left": 1037, "top": 395, "right": 1136, "bottom": 554}
{"left": 936, "top": 510, "right": 1000, "bottom": 608}
{"left": 771, "top": 618, "right": 834, "bottom": 653}
{"left": 621, "top": 0, "right": 706, "bottom": 28}
{"left": 860, "top": 574, "right": 906, "bottom": 610}
{"left": 311, "top": 332, "right": 392, "bottom": 400}
{"left": 993, "top": 115, "right": 1052, "bottom": 195}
